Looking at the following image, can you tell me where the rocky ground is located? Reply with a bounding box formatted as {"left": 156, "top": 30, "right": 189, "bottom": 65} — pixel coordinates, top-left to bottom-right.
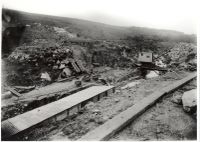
{"left": 1, "top": 36, "right": 197, "bottom": 141}
{"left": 2, "top": 9, "right": 197, "bottom": 141}
{"left": 1, "top": 67, "right": 132, "bottom": 121}
{"left": 110, "top": 78, "right": 197, "bottom": 141}
{"left": 12, "top": 70, "right": 194, "bottom": 141}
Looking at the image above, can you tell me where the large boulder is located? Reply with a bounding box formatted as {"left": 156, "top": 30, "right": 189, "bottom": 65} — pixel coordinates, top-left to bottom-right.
{"left": 182, "top": 89, "right": 197, "bottom": 113}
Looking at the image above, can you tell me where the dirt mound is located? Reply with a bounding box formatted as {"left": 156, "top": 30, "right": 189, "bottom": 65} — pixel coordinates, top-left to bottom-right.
{"left": 3, "top": 38, "right": 136, "bottom": 87}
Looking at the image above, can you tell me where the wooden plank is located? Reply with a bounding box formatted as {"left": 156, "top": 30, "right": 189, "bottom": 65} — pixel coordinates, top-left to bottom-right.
{"left": 71, "top": 61, "right": 81, "bottom": 72}
{"left": 56, "top": 109, "right": 70, "bottom": 121}
{"left": 76, "top": 60, "right": 85, "bottom": 71}
{"left": 79, "top": 73, "right": 196, "bottom": 141}
{"left": 1, "top": 85, "right": 114, "bottom": 140}
{"left": 7, "top": 87, "right": 22, "bottom": 97}
{"left": 1, "top": 120, "right": 20, "bottom": 139}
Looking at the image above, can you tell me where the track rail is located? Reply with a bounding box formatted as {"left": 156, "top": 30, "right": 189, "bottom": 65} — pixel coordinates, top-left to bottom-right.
{"left": 79, "top": 73, "right": 196, "bottom": 141}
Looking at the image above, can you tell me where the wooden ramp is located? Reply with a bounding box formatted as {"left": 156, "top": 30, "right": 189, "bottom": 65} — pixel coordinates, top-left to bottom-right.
{"left": 1, "top": 85, "right": 115, "bottom": 140}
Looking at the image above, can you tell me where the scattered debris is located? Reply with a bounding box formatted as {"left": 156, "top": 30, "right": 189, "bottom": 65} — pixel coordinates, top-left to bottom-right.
{"left": 59, "top": 64, "right": 65, "bottom": 69}
{"left": 14, "top": 85, "right": 35, "bottom": 93}
{"left": 7, "top": 87, "right": 22, "bottom": 97}
{"left": 82, "top": 75, "right": 91, "bottom": 82}
{"left": 85, "top": 102, "right": 95, "bottom": 109}
{"left": 171, "top": 94, "right": 182, "bottom": 105}
{"left": 114, "top": 98, "right": 120, "bottom": 103}
{"left": 92, "top": 109, "right": 101, "bottom": 114}
{"left": 41, "top": 72, "right": 51, "bottom": 81}
{"left": 115, "top": 90, "right": 121, "bottom": 93}
{"left": 75, "top": 80, "right": 82, "bottom": 87}
{"left": 62, "top": 68, "right": 72, "bottom": 77}
{"left": 121, "top": 81, "right": 140, "bottom": 89}
{"left": 146, "top": 71, "right": 159, "bottom": 79}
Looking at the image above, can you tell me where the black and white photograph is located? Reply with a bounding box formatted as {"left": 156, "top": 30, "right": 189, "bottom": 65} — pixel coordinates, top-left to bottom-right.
{"left": 1, "top": 0, "right": 198, "bottom": 141}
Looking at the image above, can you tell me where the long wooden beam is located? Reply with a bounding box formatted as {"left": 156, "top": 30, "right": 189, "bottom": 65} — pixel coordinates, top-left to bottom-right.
{"left": 1, "top": 85, "right": 115, "bottom": 140}
{"left": 79, "top": 73, "right": 196, "bottom": 141}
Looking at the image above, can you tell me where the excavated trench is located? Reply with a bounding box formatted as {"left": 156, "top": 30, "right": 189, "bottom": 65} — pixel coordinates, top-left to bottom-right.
{"left": 2, "top": 67, "right": 137, "bottom": 121}
{"left": 1, "top": 84, "right": 94, "bottom": 121}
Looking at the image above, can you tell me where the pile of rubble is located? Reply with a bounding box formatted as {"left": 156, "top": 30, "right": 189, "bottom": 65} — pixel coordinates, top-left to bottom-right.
{"left": 6, "top": 44, "right": 87, "bottom": 86}
{"left": 4, "top": 23, "right": 197, "bottom": 87}
{"left": 168, "top": 42, "right": 197, "bottom": 71}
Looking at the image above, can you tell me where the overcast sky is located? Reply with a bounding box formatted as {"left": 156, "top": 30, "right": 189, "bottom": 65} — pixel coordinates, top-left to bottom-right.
{"left": 2, "top": 0, "right": 198, "bottom": 34}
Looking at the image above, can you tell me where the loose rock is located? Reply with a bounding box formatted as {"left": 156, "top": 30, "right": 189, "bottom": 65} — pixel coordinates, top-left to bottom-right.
{"left": 182, "top": 89, "right": 197, "bottom": 113}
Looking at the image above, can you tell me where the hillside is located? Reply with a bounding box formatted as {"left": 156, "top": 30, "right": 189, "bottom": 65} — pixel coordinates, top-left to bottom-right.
{"left": 1, "top": 8, "right": 197, "bottom": 88}
{"left": 1, "top": 8, "right": 197, "bottom": 142}
{"left": 3, "top": 8, "right": 196, "bottom": 41}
